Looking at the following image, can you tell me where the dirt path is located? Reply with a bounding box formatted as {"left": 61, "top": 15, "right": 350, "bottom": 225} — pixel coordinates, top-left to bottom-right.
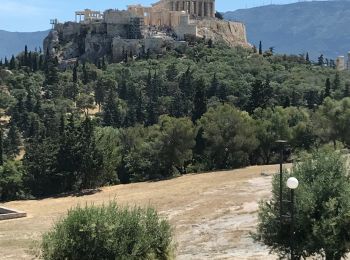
{"left": 0, "top": 164, "right": 284, "bottom": 260}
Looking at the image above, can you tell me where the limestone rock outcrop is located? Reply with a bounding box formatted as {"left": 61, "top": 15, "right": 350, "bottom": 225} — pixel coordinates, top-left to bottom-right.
{"left": 196, "top": 20, "right": 250, "bottom": 48}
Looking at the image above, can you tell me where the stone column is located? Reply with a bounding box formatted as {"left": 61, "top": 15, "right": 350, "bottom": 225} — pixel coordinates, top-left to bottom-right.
{"left": 193, "top": 1, "right": 197, "bottom": 16}
{"left": 206, "top": 1, "right": 208, "bottom": 17}
{"left": 201, "top": 1, "right": 205, "bottom": 17}
{"left": 213, "top": 1, "right": 215, "bottom": 17}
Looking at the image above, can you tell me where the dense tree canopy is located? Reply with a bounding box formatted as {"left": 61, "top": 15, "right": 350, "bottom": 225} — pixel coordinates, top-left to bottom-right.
{"left": 1, "top": 40, "right": 350, "bottom": 199}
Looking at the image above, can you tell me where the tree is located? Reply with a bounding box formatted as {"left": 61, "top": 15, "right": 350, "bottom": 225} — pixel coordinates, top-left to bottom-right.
{"left": 215, "top": 11, "right": 224, "bottom": 20}
{"left": 314, "top": 97, "right": 350, "bottom": 147}
{"left": 333, "top": 72, "right": 341, "bottom": 91}
{"left": 199, "top": 104, "right": 258, "bottom": 169}
{"left": 324, "top": 78, "right": 331, "bottom": 98}
{"left": 305, "top": 52, "right": 310, "bottom": 63}
{"left": 248, "top": 79, "right": 273, "bottom": 113}
{"left": 192, "top": 78, "right": 207, "bottom": 122}
{"left": 4, "top": 122, "right": 21, "bottom": 159}
{"left": 259, "top": 41, "right": 263, "bottom": 55}
{"left": 0, "top": 129, "right": 3, "bottom": 166}
{"left": 255, "top": 148, "right": 350, "bottom": 259}
{"left": 318, "top": 54, "right": 324, "bottom": 66}
{"left": 157, "top": 116, "right": 196, "bottom": 175}
{"left": 41, "top": 202, "right": 174, "bottom": 260}
{"left": 95, "top": 127, "right": 121, "bottom": 184}
{"left": 253, "top": 107, "right": 291, "bottom": 164}
{"left": 0, "top": 160, "right": 25, "bottom": 201}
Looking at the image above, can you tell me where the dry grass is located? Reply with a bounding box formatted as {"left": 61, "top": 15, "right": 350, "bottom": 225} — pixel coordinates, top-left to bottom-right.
{"left": 0, "top": 164, "right": 287, "bottom": 260}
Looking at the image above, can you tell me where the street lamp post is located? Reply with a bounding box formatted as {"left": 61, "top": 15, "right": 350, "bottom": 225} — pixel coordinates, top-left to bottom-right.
{"left": 276, "top": 140, "right": 287, "bottom": 222}
{"left": 287, "top": 177, "right": 299, "bottom": 260}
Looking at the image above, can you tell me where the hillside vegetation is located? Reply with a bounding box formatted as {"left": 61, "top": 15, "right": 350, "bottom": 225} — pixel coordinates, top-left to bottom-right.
{"left": 225, "top": 1, "right": 350, "bottom": 59}
{"left": 0, "top": 40, "right": 349, "bottom": 200}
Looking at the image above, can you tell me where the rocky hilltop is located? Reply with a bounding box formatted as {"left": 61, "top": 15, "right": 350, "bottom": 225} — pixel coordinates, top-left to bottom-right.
{"left": 43, "top": 7, "right": 249, "bottom": 65}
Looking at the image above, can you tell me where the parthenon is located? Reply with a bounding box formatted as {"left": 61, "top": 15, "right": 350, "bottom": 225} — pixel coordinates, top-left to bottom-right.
{"left": 152, "top": 0, "right": 215, "bottom": 18}
{"left": 127, "top": 0, "right": 215, "bottom": 28}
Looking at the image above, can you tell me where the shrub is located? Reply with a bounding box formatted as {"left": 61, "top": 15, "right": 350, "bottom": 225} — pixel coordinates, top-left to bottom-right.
{"left": 0, "top": 160, "right": 26, "bottom": 201}
{"left": 41, "top": 202, "right": 174, "bottom": 260}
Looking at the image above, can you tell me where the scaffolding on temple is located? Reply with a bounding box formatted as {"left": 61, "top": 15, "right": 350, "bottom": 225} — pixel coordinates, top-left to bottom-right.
{"left": 128, "top": 17, "right": 145, "bottom": 39}
{"left": 50, "top": 19, "right": 58, "bottom": 29}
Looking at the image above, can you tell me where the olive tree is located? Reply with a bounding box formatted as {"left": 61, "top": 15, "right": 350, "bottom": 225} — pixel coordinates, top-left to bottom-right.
{"left": 255, "top": 148, "right": 350, "bottom": 259}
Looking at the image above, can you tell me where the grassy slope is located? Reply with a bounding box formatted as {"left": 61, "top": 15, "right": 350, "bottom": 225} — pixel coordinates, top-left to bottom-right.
{"left": 0, "top": 164, "right": 286, "bottom": 260}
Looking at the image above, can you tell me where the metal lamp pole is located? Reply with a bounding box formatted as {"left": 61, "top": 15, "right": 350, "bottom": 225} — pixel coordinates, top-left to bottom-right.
{"left": 287, "top": 177, "right": 299, "bottom": 260}
{"left": 276, "top": 140, "right": 287, "bottom": 222}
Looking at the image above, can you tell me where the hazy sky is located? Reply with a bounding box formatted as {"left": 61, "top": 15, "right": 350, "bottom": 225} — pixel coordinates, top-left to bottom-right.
{"left": 1, "top": 0, "right": 298, "bottom": 32}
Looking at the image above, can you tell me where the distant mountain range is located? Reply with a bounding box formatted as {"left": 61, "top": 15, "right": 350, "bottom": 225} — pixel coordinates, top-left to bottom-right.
{"left": 0, "top": 30, "right": 49, "bottom": 59}
{"left": 224, "top": 1, "right": 350, "bottom": 60}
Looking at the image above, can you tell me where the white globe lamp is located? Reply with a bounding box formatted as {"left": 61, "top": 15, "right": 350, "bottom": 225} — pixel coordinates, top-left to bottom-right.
{"left": 287, "top": 177, "right": 299, "bottom": 190}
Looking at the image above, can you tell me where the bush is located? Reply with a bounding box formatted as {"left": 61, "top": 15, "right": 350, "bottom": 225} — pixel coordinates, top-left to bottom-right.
{"left": 41, "top": 202, "right": 174, "bottom": 260}
{"left": 0, "top": 160, "right": 26, "bottom": 201}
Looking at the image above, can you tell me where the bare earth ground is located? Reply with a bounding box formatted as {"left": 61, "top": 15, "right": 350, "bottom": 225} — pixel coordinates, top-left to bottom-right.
{"left": 0, "top": 164, "right": 286, "bottom": 260}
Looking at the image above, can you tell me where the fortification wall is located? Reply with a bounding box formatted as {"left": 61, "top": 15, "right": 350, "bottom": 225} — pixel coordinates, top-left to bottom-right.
{"left": 104, "top": 10, "right": 132, "bottom": 24}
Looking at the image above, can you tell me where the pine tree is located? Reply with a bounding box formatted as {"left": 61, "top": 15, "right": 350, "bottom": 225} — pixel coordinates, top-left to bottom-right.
{"left": 318, "top": 54, "right": 324, "bottom": 66}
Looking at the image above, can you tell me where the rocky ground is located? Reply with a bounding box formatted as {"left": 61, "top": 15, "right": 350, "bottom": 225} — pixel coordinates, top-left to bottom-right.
{"left": 0, "top": 164, "right": 285, "bottom": 259}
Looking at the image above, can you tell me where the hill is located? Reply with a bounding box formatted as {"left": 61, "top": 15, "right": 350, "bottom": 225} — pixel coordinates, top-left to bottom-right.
{"left": 224, "top": 1, "right": 350, "bottom": 59}
{"left": 0, "top": 30, "right": 49, "bottom": 59}
{"left": 0, "top": 164, "right": 281, "bottom": 259}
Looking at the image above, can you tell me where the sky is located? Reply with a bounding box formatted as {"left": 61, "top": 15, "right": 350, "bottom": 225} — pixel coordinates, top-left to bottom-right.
{"left": 0, "top": 0, "right": 298, "bottom": 32}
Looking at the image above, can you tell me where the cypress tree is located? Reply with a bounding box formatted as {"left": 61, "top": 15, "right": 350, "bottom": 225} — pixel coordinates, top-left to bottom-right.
{"left": 306, "top": 52, "right": 310, "bottom": 63}
{"left": 259, "top": 41, "right": 263, "bottom": 55}
{"left": 9, "top": 55, "right": 16, "bottom": 70}
{"left": 207, "top": 73, "right": 219, "bottom": 98}
{"left": 0, "top": 128, "right": 3, "bottom": 166}
{"left": 325, "top": 78, "right": 331, "bottom": 98}
{"left": 192, "top": 78, "right": 207, "bottom": 122}
{"left": 24, "top": 45, "right": 28, "bottom": 67}
{"left": 333, "top": 72, "right": 341, "bottom": 91}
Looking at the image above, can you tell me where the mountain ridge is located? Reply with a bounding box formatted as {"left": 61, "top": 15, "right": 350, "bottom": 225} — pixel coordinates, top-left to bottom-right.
{"left": 0, "top": 29, "right": 49, "bottom": 59}
{"left": 224, "top": 1, "right": 350, "bottom": 59}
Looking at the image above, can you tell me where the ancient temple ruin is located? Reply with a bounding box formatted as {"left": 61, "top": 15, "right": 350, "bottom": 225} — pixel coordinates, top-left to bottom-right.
{"left": 128, "top": 0, "right": 215, "bottom": 27}
{"left": 45, "top": 0, "right": 249, "bottom": 64}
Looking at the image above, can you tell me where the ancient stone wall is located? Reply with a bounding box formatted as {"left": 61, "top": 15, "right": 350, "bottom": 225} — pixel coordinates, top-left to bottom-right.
{"left": 104, "top": 10, "right": 133, "bottom": 24}
{"left": 175, "top": 14, "right": 197, "bottom": 40}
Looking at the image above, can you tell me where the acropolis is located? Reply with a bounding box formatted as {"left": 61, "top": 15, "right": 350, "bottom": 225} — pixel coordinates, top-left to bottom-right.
{"left": 44, "top": 0, "right": 249, "bottom": 64}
